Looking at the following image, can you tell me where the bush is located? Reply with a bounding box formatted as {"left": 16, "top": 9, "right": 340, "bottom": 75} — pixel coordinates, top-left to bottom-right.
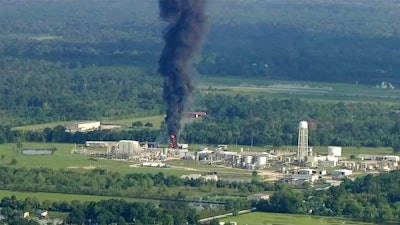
{"left": 132, "top": 121, "right": 143, "bottom": 128}
{"left": 10, "top": 159, "right": 17, "bottom": 165}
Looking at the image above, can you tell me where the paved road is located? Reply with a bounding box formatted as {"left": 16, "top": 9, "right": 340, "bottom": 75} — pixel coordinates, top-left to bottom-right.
{"left": 198, "top": 208, "right": 256, "bottom": 223}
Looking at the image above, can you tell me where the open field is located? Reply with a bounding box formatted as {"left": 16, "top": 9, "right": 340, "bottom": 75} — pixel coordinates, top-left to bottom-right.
{"left": 220, "top": 212, "right": 378, "bottom": 225}
{"left": 0, "top": 190, "right": 156, "bottom": 204}
{"left": 102, "top": 115, "right": 164, "bottom": 129}
{"left": 12, "top": 115, "right": 165, "bottom": 131}
{"left": 200, "top": 77, "right": 400, "bottom": 104}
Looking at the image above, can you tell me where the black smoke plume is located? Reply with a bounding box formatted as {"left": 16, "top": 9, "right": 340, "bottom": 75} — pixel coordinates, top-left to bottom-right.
{"left": 158, "top": 0, "right": 208, "bottom": 138}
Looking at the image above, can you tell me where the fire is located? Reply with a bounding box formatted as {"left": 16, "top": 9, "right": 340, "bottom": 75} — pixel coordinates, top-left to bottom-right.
{"left": 169, "top": 134, "right": 176, "bottom": 149}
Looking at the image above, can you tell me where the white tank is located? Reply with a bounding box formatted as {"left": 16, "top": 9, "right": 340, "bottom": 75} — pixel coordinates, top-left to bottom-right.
{"left": 244, "top": 155, "right": 253, "bottom": 164}
{"left": 328, "top": 146, "right": 342, "bottom": 157}
{"left": 119, "top": 140, "right": 140, "bottom": 156}
{"left": 257, "top": 156, "right": 267, "bottom": 166}
{"left": 299, "top": 121, "right": 308, "bottom": 129}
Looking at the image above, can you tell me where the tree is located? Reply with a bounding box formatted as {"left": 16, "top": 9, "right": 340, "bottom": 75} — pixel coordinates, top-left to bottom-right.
{"left": 16, "top": 138, "right": 23, "bottom": 153}
{"left": 144, "top": 122, "right": 153, "bottom": 128}
{"left": 0, "top": 133, "right": 5, "bottom": 144}
{"left": 10, "top": 159, "right": 18, "bottom": 165}
{"left": 132, "top": 121, "right": 143, "bottom": 128}
{"left": 392, "top": 140, "right": 400, "bottom": 153}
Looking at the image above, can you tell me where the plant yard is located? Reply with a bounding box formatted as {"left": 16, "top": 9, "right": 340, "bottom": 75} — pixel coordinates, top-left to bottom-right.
{"left": 0, "top": 142, "right": 254, "bottom": 179}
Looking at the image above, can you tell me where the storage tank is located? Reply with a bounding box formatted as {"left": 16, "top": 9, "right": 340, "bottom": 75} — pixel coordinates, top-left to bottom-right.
{"left": 119, "top": 140, "right": 140, "bottom": 157}
{"left": 299, "top": 121, "right": 308, "bottom": 129}
{"left": 256, "top": 156, "right": 267, "bottom": 166}
{"left": 244, "top": 155, "right": 253, "bottom": 164}
{"left": 328, "top": 146, "right": 342, "bottom": 157}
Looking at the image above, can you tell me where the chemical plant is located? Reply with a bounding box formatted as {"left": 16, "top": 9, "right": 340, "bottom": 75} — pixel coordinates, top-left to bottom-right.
{"left": 71, "top": 120, "right": 399, "bottom": 186}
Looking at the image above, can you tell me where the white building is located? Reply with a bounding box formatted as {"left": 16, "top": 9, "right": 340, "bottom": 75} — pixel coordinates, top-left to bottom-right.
{"left": 357, "top": 154, "right": 399, "bottom": 162}
{"left": 66, "top": 121, "right": 100, "bottom": 133}
{"left": 181, "top": 174, "right": 203, "bottom": 180}
{"left": 310, "top": 155, "right": 338, "bottom": 167}
{"left": 142, "top": 162, "right": 165, "bottom": 167}
{"left": 85, "top": 141, "right": 118, "bottom": 147}
{"left": 180, "top": 174, "right": 219, "bottom": 182}
{"left": 331, "top": 169, "right": 353, "bottom": 180}
{"left": 291, "top": 169, "right": 319, "bottom": 182}
{"left": 247, "top": 193, "right": 270, "bottom": 201}
{"left": 203, "top": 174, "right": 219, "bottom": 182}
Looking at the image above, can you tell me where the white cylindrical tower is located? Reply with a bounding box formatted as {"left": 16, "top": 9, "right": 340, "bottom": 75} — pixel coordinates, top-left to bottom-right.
{"left": 328, "top": 146, "right": 342, "bottom": 157}
{"left": 244, "top": 155, "right": 253, "bottom": 164}
{"left": 297, "top": 121, "right": 308, "bottom": 162}
{"left": 256, "top": 156, "right": 267, "bottom": 166}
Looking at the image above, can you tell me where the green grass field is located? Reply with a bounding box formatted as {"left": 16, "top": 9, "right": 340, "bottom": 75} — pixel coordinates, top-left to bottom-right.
{"left": 12, "top": 115, "right": 165, "bottom": 131}
{"left": 220, "top": 212, "right": 377, "bottom": 225}
{"left": 0, "top": 190, "right": 156, "bottom": 204}
{"left": 200, "top": 77, "right": 400, "bottom": 104}
{"left": 0, "top": 142, "right": 253, "bottom": 179}
{"left": 102, "top": 115, "right": 164, "bottom": 129}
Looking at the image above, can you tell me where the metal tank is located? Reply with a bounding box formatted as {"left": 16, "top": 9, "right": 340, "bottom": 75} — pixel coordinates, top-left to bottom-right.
{"left": 244, "top": 155, "right": 253, "bottom": 164}
{"left": 328, "top": 146, "right": 342, "bottom": 157}
{"left": 256, "top": 156, "right": 267, "bottom": 166}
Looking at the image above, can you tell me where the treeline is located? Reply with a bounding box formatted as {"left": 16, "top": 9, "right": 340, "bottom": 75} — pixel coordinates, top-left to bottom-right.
{"left": 1, "top": 196, "right": 199, "bottom": 225}
{"left": 3, "top": 97, "right": 400, "bottom": 149}
{"left": 257, "top": 170, "right": 400, "bottom": 223}
{"left": 0, "top": 167, "right": 278, "bottom": 200}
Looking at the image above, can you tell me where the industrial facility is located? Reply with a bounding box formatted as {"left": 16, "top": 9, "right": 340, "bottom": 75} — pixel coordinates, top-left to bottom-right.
{"left": 70, "top": 120, "right": 399, "bottom": 186}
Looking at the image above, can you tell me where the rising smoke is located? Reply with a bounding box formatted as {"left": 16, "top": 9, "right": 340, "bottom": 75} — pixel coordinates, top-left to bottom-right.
{"left": 158, "top": 0, "right": 208, "bottom": 138}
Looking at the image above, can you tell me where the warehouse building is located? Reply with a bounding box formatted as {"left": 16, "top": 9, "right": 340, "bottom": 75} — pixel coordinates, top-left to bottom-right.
{"left": 66, "top": 121, "right": 101, "bottom": 133}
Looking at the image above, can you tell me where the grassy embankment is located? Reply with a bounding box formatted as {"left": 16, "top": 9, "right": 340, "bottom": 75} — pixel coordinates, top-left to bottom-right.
{"left": 0, "top": 190, "right": 154, "bottom": 204}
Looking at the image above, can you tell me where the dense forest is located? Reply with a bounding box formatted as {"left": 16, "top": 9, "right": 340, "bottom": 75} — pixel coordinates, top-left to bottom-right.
{"left": 0, "top": 167, "right": 276, "bottom": 201}
{"left": 1, "top": 0, "right": 400, "bottom": 84}
{"left": 1, "top": 0, "right": 400, "bottom": 126}
{"left": 0, "top": 58, "right": 163, "bottom": 125}
{"left": 0, "top": 196, "right": 199, "bottom": 225}
{"left": 257, "top": 170, "right": 400, "bottom": 223}
{"left": 2, "top": 97, "right": 400, "bottom": 149}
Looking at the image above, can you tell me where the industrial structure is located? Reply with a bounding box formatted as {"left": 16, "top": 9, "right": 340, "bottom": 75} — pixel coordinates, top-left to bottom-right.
{"left": 297, "top": 121, "right": 309, "bottom": 162}
{"left": 66, "top": 121, "right": 101, "bottom": 133}
{"left": 68, "top": 120, "right": 400, "bottom": 187}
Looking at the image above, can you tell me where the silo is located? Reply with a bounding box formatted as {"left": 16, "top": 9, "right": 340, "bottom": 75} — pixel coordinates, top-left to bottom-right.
{"left": 118, "top": 140, "right": 140, "bottom": 158}
{"left": 256, "top": 156, "right": 267, "bottom": 166}
{"left": 328, "top": 146, "right": 342, "bottom": 157}
{"left": 244, "top": 155, "right": 253, "bottom": 164}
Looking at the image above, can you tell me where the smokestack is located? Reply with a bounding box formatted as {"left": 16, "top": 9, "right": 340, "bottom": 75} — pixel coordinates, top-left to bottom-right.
{"left": 158, "top": 0, "right": 209, "bottom": 138}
